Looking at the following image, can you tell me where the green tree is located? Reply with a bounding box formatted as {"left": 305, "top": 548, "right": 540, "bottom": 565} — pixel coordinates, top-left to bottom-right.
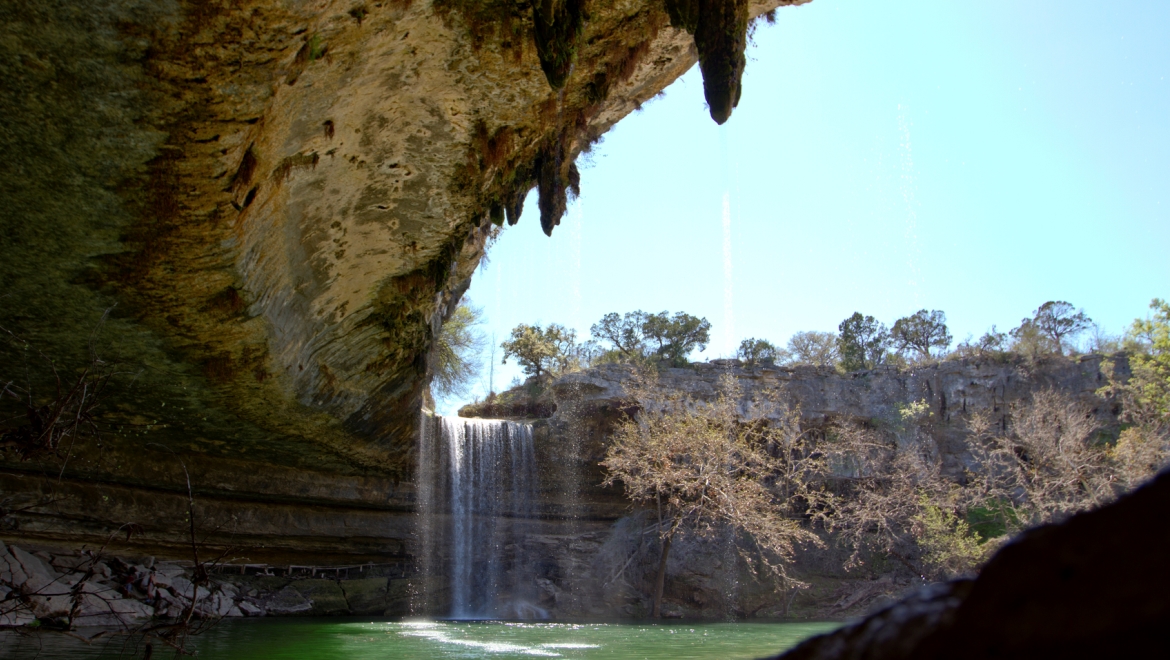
{"left": 642, "top": 311, "right": 711, "bottom": 366}
{"left": 786, "top": 331, "right": 839, "bottom": 367}
{"left": 1127, "top": 299, "right": 1170, "bottom": 416}
{"left": 590, "top": 311, "right": 649, "bottom": 360}
{"left": 891, "top": 309, "right": 952, "bottom": 359}
{"left": 1101, "top": 299, "right": 1170, "bottom": 484}
{"left": 838, "top": 313, "right": 890, "bottom": 372}
{"left": 737, "top": 338, "right": 784, "bottom": 365}
{"left": 590, "top": 310, "right": 711, "bottom": 367}
{"left": 501, "top": 323, "right": 578, "bottom": 379}
{"left": 431, "top": 301, "right": 485, "bottom": 400}
{"left": 912, "top": 495, "right": 993, "bottom": 579}
{"left": 1018, "top": 301, "right": 1092, "bottom": 355}
{"left": 1009, "top": 319, "right": 1059, "bottom": 359}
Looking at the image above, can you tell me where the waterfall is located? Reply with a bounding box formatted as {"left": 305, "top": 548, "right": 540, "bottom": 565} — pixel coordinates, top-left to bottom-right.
{"left": 416, "top": 414, "right": 539, "bottom": 619}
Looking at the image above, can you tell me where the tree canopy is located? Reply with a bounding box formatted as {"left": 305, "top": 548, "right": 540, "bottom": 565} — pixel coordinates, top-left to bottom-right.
{"left": 838, "top": 313, "right": 890, "bottom": 371}
{"left": 591, "top": 310, "right": 711, "bottom": 367}
{"left": 500, "top": 323, "right": 579, "bottom": 379}
{"left": 431, "top": 301, "right": 485, "bottom": 400}
{"left": 737, "top": 338, "right": 783, "bottom": 365}
{"left": 1018, "top": 301, "right": 1092, "bottom": 355}
{"left": 786, "top": 331, "right": 839, "bottom": 367}
{"left": 891, "top": 309, "right": 952, "bottom": 359}
{"left": 591, "top": 311, "right": 649, "bottom": 360}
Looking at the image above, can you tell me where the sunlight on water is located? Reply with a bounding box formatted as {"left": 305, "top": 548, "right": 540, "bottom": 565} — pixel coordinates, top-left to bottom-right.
{"left": 0, "top": 619, "right": 839, "bottom": 659}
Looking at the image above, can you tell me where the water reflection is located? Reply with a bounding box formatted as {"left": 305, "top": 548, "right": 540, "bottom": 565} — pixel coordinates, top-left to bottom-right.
{"left": 0, "top": 619, "right": 838, "bottom": 659}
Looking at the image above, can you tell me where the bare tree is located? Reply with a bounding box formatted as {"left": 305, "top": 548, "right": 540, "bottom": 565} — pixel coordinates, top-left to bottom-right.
{"left": 1017, "top": 301, "right": 1092, "bottom": 355}
{"left": 786, "top": 331, "right": 839, "bottom": 367}
{"left": 819, "top": 405, "right": 945, "bottom": 575}
{"left": 0, "top": 320, "right": 119, "bottom": 468}
{"left": 890, "top": 310, "right": 952, "bottom": 360}
{"left": 966, "top": 390, "right": 1118, "bottom": 529}
{"left": 602, "top": 372, "right": 824, "bottom": 617}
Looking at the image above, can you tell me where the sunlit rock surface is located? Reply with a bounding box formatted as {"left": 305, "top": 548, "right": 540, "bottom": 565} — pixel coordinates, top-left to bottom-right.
{"left": 552, "top": 354, "right": 1124, "bottom": 477}
{"left": 449, "top": 354, "right": 1124, "bottom": 619}
{"left": 0, "top": 0, "right": 801, "bottom": 556}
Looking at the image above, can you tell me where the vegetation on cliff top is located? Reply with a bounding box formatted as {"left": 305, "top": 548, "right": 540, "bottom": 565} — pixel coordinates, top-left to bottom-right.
{"left": 451, "top": 298, "right": 1156, "bottom": 418}
{"left": 599, "top": 354, "right": 1168, "bottom": 616}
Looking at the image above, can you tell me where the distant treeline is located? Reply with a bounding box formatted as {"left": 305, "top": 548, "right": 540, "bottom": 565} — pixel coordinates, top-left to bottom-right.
{"left": 482, "top": 300, "right": 1151, "bottom": 388}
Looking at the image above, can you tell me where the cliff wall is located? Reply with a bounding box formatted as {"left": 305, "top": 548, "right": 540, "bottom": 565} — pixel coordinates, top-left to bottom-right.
{"left": 460, "top": 354, "right": 1123, "bottom": 619}
{"left": 0, "top": 0, "right": 801, "bottom": 557}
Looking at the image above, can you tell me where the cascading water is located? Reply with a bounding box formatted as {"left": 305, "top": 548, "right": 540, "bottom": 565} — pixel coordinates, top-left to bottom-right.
{"left": 416, "top": 414, "right": 540, "bottom": 619}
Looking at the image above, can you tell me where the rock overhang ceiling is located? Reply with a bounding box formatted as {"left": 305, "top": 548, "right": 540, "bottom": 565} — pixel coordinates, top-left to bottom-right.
{"left": 0, "top": 0, "right": 808, "bottom": 484}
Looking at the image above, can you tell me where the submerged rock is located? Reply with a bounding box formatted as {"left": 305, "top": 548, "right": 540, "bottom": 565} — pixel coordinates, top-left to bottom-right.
{"left": 340, "top": 577, "right": 391, "bottom": 616}
{"left": 262, "top": 586, "right": 313, "bottom": 616}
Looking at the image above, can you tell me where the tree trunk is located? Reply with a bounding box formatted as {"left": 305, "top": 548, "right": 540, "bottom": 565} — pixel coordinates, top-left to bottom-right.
{"left": 652, "top": 531, "right": 674, "bottom": 618}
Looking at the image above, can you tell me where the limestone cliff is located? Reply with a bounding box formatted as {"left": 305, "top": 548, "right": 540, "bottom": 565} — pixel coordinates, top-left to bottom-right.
{"left": 456, "top": 354, "right": 1124, "bottom": 619}
{"left": 0, "top": 0, "right": 803, "bottom": 555}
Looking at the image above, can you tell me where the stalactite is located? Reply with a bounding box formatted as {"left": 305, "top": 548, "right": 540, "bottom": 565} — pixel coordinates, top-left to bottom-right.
{"left": 536, "top": 135, "right": 582, "bottom": 237}
{"left": 532, "top": 0, "right": 587, "bottom": 90}
{"left": 666, "top": 0, "right": 750, "bottom": 124}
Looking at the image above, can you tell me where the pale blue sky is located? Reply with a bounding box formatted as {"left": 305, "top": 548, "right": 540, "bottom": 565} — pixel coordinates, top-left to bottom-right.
{"left": 442, "top": 0, "right": 1169, "bottom": 413}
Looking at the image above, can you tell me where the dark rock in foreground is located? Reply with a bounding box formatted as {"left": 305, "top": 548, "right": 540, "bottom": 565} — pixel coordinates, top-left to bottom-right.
{"left": 767, "top": 468, "right": 1170, "bottom": 660}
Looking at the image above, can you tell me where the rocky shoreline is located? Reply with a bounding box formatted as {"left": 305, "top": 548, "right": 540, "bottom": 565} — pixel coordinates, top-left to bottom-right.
{"left": 1, "top": 541, "right": 413, "bottom": 630}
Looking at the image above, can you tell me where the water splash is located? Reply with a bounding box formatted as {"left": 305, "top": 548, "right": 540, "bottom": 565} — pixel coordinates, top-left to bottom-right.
{"left": 568, "top": 197, "right": 583, "bottom": 330}
{"left": 416, "top": 415, "right": 538, "bottom": 618}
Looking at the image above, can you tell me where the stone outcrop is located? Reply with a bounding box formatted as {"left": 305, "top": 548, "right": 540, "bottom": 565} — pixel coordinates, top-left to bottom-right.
{"left": 0, "top": 0, "right": 804, "bottom": 557}
{"left": 446, "top": 354, "right": 1125, "bottom": 620}
{"left": 0, "top": 543, "right": 414, "bottom": 628}
{"left": 551, "top": 354, "right": 1124, "bottom": 477}
{"left": 1, "top": 354, "right": 1129, "bottom": 624}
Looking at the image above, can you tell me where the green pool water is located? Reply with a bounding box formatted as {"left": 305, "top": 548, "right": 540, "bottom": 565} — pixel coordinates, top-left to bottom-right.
{"left": 1, "top": 619, "right": 838, "bottom": 659}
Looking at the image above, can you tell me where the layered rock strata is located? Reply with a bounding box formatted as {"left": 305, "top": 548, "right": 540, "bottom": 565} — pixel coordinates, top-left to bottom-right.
{"left": 1, "top": 0, "right": 803, "bottom": 557}
{"left": 456, "top": 354, "right": 1126, "bottom": 619}
{"left": 2, "top": 355, "right": 1120, "bottom": 621}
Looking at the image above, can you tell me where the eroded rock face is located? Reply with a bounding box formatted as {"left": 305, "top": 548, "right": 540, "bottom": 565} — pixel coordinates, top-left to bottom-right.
{"left": 0, "top": 0, "right": 801, "bottom": 553}
{"left": 446, "top": 354, "right": 1125, "bottom": 620}
{"left": 552, "top": 354, "right": 1124, "bottom": 477}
